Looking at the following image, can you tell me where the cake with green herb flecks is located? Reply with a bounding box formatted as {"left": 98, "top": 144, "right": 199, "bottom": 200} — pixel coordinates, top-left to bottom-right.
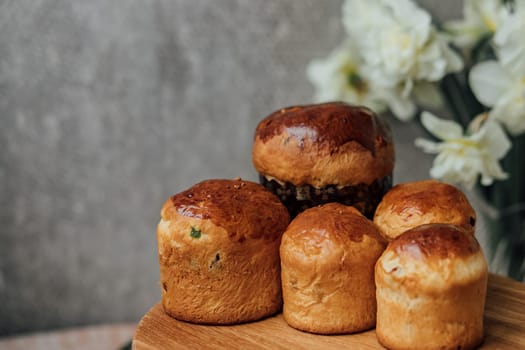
{"left": 157, "top": 178, "right": 290, "bottom": 324}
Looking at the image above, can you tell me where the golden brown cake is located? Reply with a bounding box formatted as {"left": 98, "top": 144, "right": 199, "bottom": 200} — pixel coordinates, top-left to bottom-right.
{"left": 252, "top": 102, "right": 395, "bottom": 218}
{"left": 374, "top": 179, "right": 476, "bottom": 240}
{"left": 280, "top": 203, "right": 387, "bottom": 334}
{"left": 157, "top": 178, "right": 290, "bottom": 324}
{"left": 375, "top": 224, "right": 488, "bottom": 350}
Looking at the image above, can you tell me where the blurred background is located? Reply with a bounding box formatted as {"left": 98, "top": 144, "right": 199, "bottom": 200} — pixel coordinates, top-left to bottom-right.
{"left": 1, "top": 0, "right": 459, "bottom": 336}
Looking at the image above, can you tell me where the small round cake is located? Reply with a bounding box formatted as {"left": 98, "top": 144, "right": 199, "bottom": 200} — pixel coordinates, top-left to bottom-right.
{"left": 157, "top": 178, "right": 290, "bottom": 324}
{"left": 252, "top": 102, "right": 395, "bottom": 218}
{"left": 375, "top": 224, "right": 488, "bottom": 350}
{"left": 280, "top": 203, "right": 387, "bottom": 334}
{"left": 374, "top": 179, "right": 476, "bottom": 240}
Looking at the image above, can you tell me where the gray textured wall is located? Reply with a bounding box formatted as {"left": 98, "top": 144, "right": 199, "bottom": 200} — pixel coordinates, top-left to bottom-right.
{"left": 1, "top": 0, "right": 457, "bottom": 336}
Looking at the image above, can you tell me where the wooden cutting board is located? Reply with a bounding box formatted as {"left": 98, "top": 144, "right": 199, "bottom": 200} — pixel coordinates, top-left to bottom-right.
{"left": 133, "top": 273, "right": 525, "bottom": 349}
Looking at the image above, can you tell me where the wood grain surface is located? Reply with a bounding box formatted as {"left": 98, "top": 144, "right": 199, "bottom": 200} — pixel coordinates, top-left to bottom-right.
{"left": 133, "top": 274, "right": 525, "bottom": 349}
{"left": 0, "top": 323, "right": 135, "bottom": 350}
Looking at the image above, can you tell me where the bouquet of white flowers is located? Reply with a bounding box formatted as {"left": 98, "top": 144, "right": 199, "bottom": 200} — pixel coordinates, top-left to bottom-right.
{"left": 307, "top": 0, "right": 525, "bottom": 281}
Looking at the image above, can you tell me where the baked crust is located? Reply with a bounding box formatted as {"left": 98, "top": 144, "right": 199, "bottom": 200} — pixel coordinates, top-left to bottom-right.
{"left": 375, "top": 224, "right": 488, "bottom": 350}
{"left": 374, "top": 180, "right": 476, "bottom": 240}
{"left": 280, "top": 203, "right": 386, "bottom": 334}
{"left": 157, "top": 178, "right": 290, "bottom": 324}
{"left": 252, "top": 102, "right": 395, "bottom": 187}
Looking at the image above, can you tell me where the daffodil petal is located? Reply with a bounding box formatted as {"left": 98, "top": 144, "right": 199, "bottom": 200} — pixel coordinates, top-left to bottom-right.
{"left": 420, "top": 111, "right": 463, "bottom": 140}
{"left": 377, "top": 89, "right": 416, "bottom": 121}
{"left": 478, "top": 120, "right": 512, "bottom": 159}
{"left": 443, "top": 0, "right": 506, "bottom": 48}
{"left": 438, "top": 35, "right": 464, "bottom": 73}
{"left": 414, "top": 138, "right": 440, "bottom": 153}
{"left": 494, "top": 4, "right": 525, "bottom": 76}
{"left": 490, "top": 92, "right": 525, "bottom": 135}
{"left": 482, "top": 159, "right": 509, "bottom": 182}
{"left": 469, "top": 61, "right": 510, "bottom": 107}
{"left": 443, "top": 20, "right": 484, "bottom": 48}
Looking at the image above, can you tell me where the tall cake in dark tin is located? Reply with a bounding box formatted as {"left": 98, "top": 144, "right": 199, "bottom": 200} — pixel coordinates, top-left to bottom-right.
{"left": 252, "top": 102, "right": 395, "bottom": 218}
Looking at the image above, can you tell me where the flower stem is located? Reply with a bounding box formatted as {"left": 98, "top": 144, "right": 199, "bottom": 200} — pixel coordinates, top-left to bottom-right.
{"left": 484, "top": 133, "right": 525, "bottom": 281}
{"left": 505, "top": 134, "right": 525, "bottom": 280}
{"left": 439, "top": 73, "right": 484, "bottom": 129}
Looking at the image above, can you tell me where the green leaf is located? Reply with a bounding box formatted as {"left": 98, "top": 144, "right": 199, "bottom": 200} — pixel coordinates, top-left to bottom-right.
{"left": 471, "top": 33, "right": 495, "bottom": 64}
{"left": 190, "top": 227, "right": 202, "bottom": 239}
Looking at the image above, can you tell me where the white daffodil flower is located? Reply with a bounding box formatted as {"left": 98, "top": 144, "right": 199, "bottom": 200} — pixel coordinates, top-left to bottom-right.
{"left": 493, "top": 0, "right": 525, "bottom": 76}
{"left": 415, "top": 111, "right": 511, "bottom": 190}
{"left": 306, "top": 42, "right": 387, "bottom": 113}
{"left": 444, "top": 0, "right": 507, "bottom": 48}
{"left": 469, "top": 61, "right": 525, "bottom": 135}
{"left": 371, "top": 84, "right": 416, "bottom": 121}
{"left": 342, "top": 0, "right": 463, "bottom": 120}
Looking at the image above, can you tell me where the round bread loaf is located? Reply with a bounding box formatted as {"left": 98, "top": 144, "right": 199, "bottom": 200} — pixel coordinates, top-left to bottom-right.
{"left": 280, "top": 203, "right": 387, "bottom": 334}
{"left": 252, "top": 102, "right": 395, "bottom": 218}
{"left": 374, "top": 179, "right": 476, "bottom": 240}
{"left": 157, "top": 178, "right": 290, "bottom": 324}
{"left": 375, "top": 224, "right": 488, "bottom": 350}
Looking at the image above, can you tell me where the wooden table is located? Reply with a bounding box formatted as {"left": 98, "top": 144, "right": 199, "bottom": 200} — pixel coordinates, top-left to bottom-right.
{"left": 133, "top": 274, "right": 525, "bottom": 349}
{"left": 0, "top": 323, "right": 135, "bottom": 350}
